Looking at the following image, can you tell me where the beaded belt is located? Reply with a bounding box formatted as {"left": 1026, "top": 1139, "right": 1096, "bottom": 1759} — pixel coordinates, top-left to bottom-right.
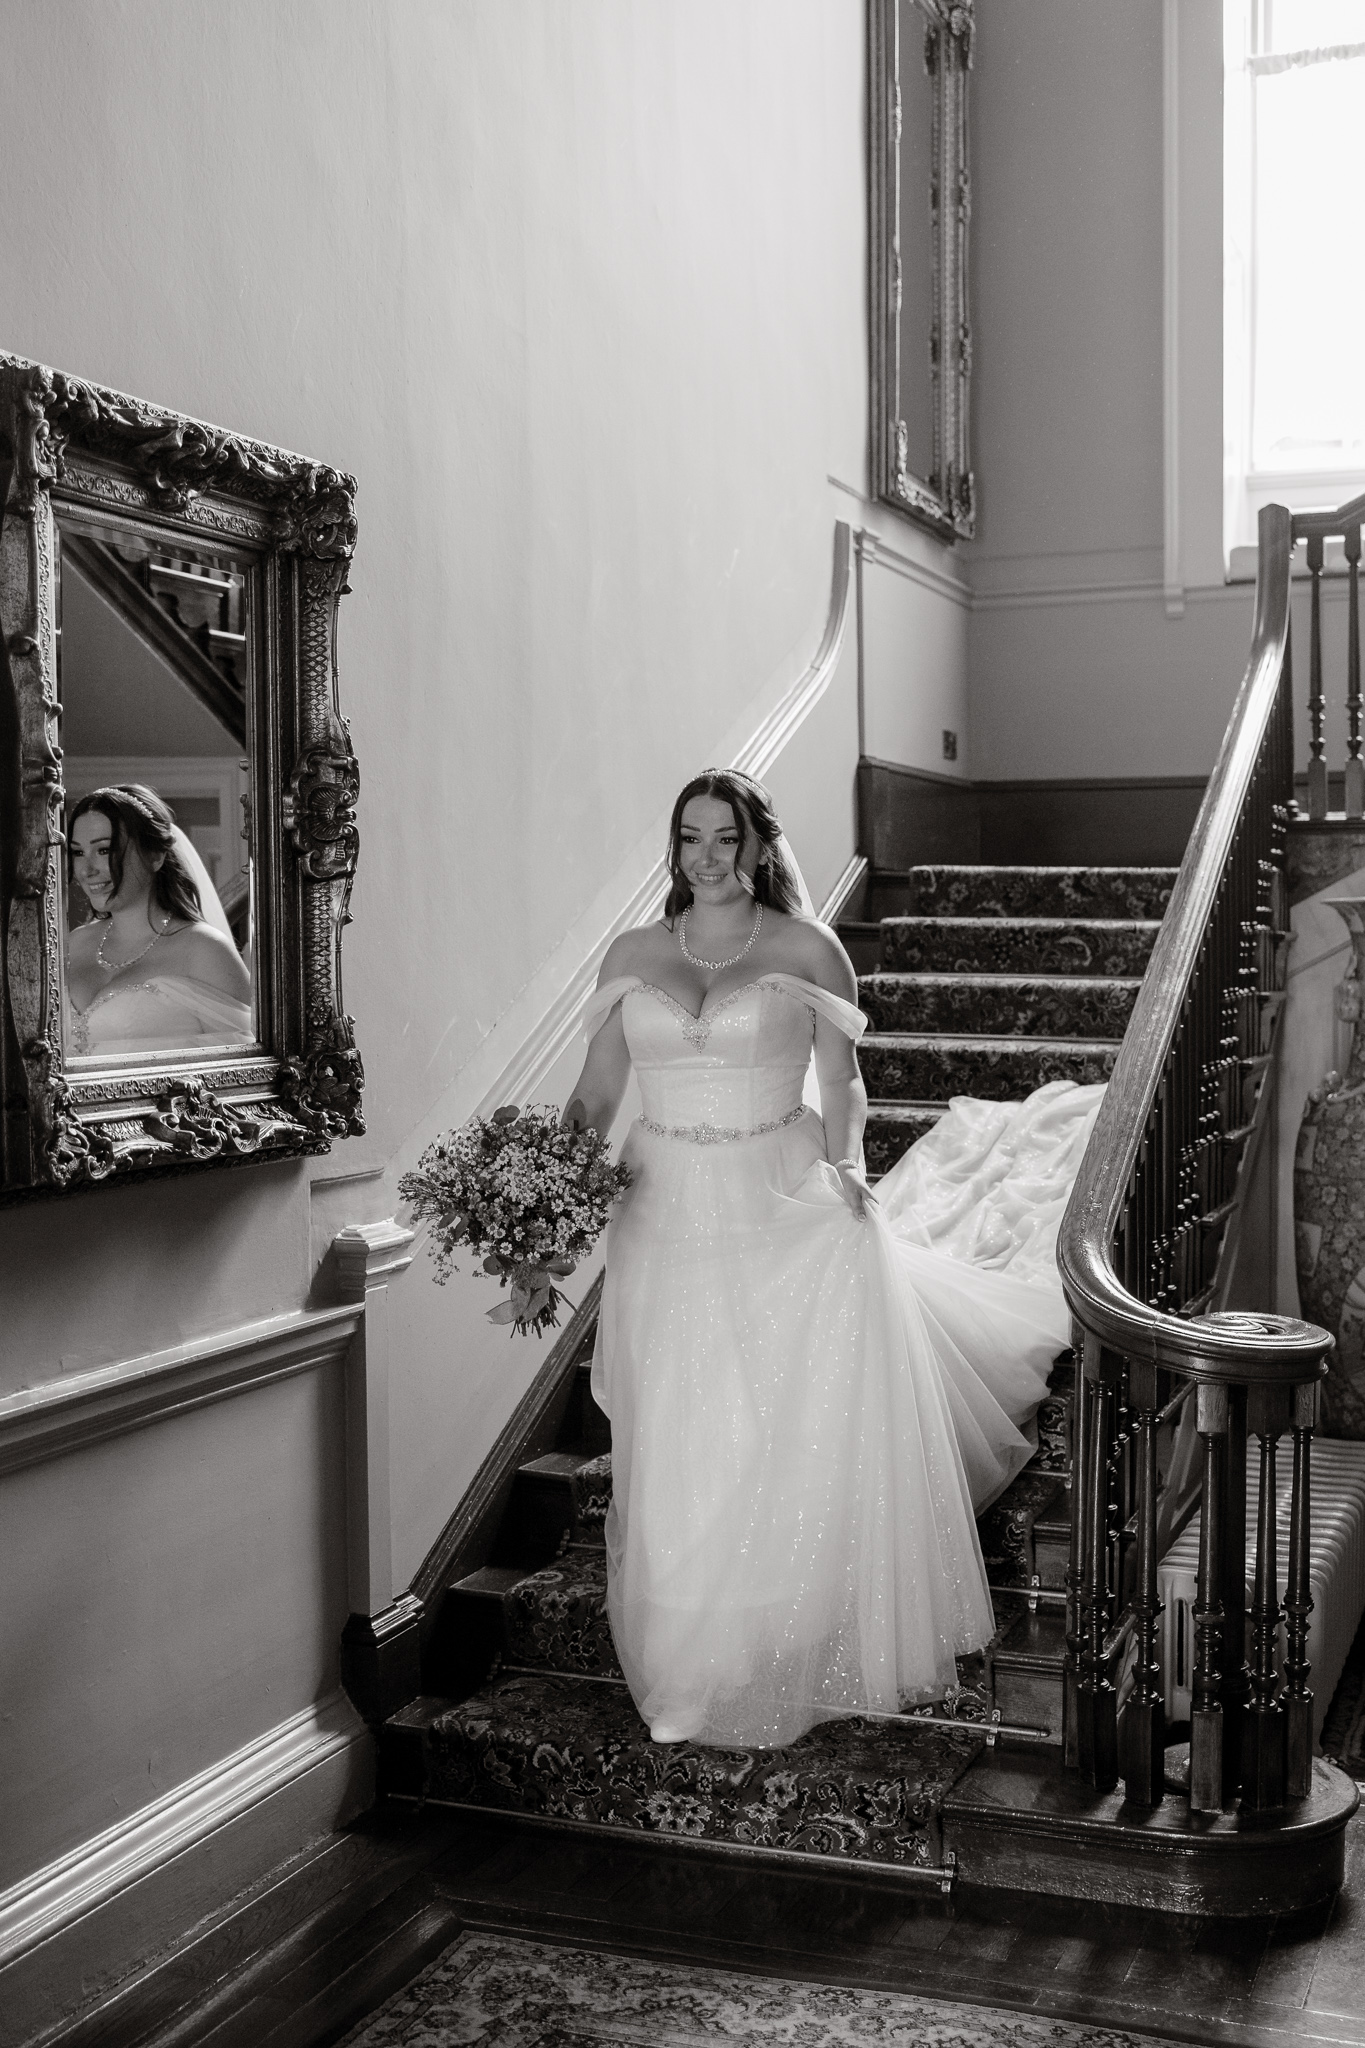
{"left": 638, "top": 1104, "right": 807, "bottom": 1145}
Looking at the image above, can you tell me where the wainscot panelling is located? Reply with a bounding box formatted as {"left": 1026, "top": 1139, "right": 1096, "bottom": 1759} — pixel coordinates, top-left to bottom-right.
{"left": 856, "top": 758, "right": 1206, "bottom": 872}
{"left": 0, "top": 1305, "right": 361, "bottom": 1479}
{"left": 0, "top": 1691, "right": 371, "bottom": 2044}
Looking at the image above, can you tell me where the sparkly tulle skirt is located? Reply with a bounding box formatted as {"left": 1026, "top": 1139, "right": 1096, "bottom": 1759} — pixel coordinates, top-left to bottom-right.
{"left": 591, "top": 1082, "right": 1103, "bottom": 1749}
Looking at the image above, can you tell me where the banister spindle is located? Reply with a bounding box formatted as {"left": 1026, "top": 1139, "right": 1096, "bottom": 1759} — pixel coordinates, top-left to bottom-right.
{"left": 1063, "top": 1328, "right": 1092, "bottom": 1770}
{"left": 1244, "top": 1388, "right": 1288, "bottom": 1810}
{"left": 1124, "top": 1362, "right": 1165, "bottom": 1806}
{"left": 1079, "top": 1357, "right": 1118, "bottom": 1791}
{"left": 1307, "top": 531, "right": 1328, "bottom": 819}
{"left": 1220, "top": 1384, "right": 1250, "bottom": 1800}
{"left": 1190, "top": 1382, "right": 1228, "bottom": 1813}
{"left": 1346, "top": 524, "right": 1363, "bottom": 820}
{"left": 1284, "top": 1381, "right": 1317, "bottom": 1799}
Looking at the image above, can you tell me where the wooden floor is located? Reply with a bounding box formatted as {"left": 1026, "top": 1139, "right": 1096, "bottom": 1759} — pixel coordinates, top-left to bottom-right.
{"left": 41, "top": 1783, "right": 1365, "bottom": 2048}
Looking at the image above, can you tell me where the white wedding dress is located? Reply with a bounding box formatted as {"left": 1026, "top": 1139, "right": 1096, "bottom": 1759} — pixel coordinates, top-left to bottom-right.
{"left": 69, "top": 976, "right": 254, "bottom": 1055}
{"left": 585, "top": 971, "right": 1104, "bottom": 1750}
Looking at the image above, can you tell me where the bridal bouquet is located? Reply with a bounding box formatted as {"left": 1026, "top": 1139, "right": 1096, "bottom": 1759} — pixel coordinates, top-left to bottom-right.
{"left": 399, "top": 1104, "right": 630, "bottom": 1338}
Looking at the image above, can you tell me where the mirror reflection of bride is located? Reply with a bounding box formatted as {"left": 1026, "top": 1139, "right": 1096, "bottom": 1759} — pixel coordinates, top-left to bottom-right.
{"left": 566, "top": 769, "right": 1104, "bottom": 1751}
{"left": 65, "top": 784, "right": 254, "bottom": 1057}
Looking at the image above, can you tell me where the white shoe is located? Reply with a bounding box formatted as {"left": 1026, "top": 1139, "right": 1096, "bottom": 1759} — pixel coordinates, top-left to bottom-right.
{"left": 649, "top": 1723, "right": 692, "bottom": 1744}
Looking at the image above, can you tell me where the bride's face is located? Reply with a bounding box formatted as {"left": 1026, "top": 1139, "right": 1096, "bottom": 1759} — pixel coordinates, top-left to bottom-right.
{"left": 678, "top": 795, "right": 757, "bottom": 902}
{"left": 70, "top": 811, "right": 160, "bottom": 918}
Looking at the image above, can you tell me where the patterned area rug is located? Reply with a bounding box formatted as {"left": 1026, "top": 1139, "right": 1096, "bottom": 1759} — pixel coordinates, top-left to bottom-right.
{"left": 341, "top": 1930, "right": 1160, "bottom": 2047}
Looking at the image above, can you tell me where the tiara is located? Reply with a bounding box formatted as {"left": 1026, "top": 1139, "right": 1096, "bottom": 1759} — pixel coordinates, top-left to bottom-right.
{"left": 85, "top": 784, "right": 161, "bottom": 825}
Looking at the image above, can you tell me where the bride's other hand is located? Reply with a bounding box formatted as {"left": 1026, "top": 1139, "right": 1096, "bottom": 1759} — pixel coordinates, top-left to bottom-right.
{"left": 834, "top": 1162, "right": 878, "bottom": 1217}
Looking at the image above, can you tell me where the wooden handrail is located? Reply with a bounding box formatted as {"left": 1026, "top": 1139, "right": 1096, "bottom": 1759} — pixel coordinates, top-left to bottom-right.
{"left": 1057, "top": 502, "right": 1331, "bottom": 1386}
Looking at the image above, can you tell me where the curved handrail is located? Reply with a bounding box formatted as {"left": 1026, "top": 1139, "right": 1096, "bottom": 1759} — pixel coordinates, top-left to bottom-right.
{"left": 1057, "top": 501, "right": 1332, "bottom": 1384}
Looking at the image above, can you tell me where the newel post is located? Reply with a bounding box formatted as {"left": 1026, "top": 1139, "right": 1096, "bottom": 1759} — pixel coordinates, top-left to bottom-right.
{"left": 332, "top": 1218, "right": 423, "bottom": 1724}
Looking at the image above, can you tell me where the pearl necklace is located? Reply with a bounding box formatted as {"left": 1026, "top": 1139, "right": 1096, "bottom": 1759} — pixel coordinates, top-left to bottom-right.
{"left": 678, "top": 902, "right": 762, "bottom": 970}
{"left": 98, "top": 915, "right": 170, "bottom": 973}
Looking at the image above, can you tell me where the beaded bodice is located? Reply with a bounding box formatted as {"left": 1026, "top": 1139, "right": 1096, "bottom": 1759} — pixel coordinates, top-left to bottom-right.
{"left": 582, "top": 972, "right": 867, "bottom": 1137}
{"left": 622, "top": 979, "right": 814, "bottom": 1131}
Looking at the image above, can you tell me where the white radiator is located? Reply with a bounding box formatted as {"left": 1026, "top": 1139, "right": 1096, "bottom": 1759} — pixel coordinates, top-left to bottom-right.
{"left": 1158, "top": 1437, "right": 1365, "bottom": 1745}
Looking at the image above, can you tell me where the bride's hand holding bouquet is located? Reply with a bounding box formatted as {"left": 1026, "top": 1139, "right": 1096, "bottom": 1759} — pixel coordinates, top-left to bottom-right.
{"left": 399, "top": 1104, "right": 630, "bottom": 1337}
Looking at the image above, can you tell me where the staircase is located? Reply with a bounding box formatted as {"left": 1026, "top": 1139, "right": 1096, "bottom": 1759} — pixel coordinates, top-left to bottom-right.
{"left": 377, "top": 860, "right": 1235, "bottom": 1900}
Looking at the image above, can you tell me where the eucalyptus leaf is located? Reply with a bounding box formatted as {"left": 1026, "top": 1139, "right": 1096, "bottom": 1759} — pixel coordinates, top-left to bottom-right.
{"left": 486, "top": 1300, "right": 520, "bottom": 1325}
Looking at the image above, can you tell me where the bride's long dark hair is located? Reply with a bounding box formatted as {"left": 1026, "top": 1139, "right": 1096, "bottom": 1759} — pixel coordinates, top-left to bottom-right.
{"left": 67, "top": 785, "right": 203, "bottom": 925}
{"left": 663, "top": 769, "right": 803, "bottom": 923}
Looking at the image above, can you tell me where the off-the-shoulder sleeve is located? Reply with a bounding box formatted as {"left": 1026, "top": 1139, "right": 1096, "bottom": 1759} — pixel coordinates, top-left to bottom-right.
{"left": 582, "top": 975, "right": 644, "bottom": 1044}
{"left": 765, "top": 973, "right": 867, "bottom": 1041}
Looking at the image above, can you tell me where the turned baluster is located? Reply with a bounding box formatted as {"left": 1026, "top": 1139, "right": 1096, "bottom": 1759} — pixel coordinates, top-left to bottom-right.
{"left": 1284, "top": 1381, "right": 1317, "bottom": 1799}
{"left": 1190, "top": 1382, "right": 1228, "bottom": 1812}
{"left": 1063, "top": 1327, "right": 1091, "bottom": 1770}
{"left": 1307, "top": 532, "right": 1328, "bottom": 819}
{"left": 1244, "top": 1389, "right": 1287, "bottom": 1810}
{"left": 1079, "top": 1358, "right": 1118, "bottom": 1790}
{"left": 1219, "top": 1384, "right": 1250, "bottom": 1800}
{"left": 1347, "top": 525, "right": 1363, "bottom": 820}
{"left": 1124, "top": 1362, "right": 1165, "bottom": 1806}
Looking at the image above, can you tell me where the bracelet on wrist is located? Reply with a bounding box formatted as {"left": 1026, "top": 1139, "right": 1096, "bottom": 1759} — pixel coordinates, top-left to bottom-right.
{"left": 833, "top": 1156, "right": 860, "bottom": 1170}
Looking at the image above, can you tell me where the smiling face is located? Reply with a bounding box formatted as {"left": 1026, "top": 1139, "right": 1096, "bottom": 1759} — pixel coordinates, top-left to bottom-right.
{"left": 677, "top": 794, "right": 758, "bottom": 903}
{"left": 69, "top": 809, "right": 160, "bottom": 917}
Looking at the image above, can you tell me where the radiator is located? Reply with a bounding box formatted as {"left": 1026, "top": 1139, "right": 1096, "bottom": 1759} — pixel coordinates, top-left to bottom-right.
{"left": 1158, "top": 1438, "right": 1365, "bottom": 1745}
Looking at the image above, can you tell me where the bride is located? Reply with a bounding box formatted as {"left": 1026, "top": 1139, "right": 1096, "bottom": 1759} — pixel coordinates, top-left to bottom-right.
{"left": 66, "top": 784, "right": 254, "bottom": 1056}
{"left": 566, "top": 768, "right": 1103, "bottom": 1750}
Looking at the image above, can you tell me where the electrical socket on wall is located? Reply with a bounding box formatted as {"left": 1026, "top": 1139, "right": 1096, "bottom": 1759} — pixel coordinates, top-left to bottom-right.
{"left": 942, "top": 730, "right": 958, "bottom": 762}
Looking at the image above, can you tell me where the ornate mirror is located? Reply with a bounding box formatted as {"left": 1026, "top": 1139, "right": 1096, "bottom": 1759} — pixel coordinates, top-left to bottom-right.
{"left": 0, "top": 355, "right": 364, "bottom": 1197}
{"left": 868, "top": 0, "right": 975, "bottom": 540}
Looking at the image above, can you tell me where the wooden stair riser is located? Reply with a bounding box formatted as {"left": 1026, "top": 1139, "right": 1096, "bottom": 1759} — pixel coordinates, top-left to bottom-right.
{"left": 489, "top": 1451, "right": 610, "bottom": 1570}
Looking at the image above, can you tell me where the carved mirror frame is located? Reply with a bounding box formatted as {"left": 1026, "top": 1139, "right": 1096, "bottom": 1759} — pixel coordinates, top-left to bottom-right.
{"left": 868, "top": 0, "right": 975, "bottom": 540}
{"left": 0, "top": 355, "right": 364, "bottom": 1197}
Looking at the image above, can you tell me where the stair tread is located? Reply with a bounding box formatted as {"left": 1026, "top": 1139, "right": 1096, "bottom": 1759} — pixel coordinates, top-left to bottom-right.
{"left": 910, "top": 864, "right": 1178, "bottom": 877}
{"left": 452, "top": 1564, "right": 528, "bottom": 1598}
{"left": 519, "top": 1450, "right": 608, "bottom": 1479}
{"left": 865, "top": 1099, "right": 949, "bottom": 1118}
{"left": 881, "top": 915, "right": 1164, "bottom": 929}
{"left": 863, "top": 972, "right": 1144, "bottom": 990}
{"left": 864, "top": 1031, "right": 1125, "bottom": 1052}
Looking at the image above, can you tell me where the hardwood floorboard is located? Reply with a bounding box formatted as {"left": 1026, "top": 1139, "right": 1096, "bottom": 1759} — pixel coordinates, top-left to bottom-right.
{"left": 179, "top": 1879, "right": 456, "bottom": 2048}
{"left": 43, "top": 1829, "right": 430, "bottom": 2048}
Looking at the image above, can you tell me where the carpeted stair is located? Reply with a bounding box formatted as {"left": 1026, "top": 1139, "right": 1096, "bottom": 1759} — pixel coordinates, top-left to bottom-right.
{"left": 380, "top": 863, "right": 1177, "bottom": 1880}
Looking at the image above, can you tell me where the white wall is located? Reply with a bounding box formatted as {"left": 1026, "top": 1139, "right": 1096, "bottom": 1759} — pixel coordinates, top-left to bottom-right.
{"left": 965, "top": 0, "right": 1257, "bottom": 780}
{"left": 0, "top": 0, "right": 969, "bottom": 1925}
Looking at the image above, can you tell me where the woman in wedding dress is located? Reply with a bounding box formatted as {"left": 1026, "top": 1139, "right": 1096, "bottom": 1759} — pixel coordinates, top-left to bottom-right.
{"left": 566, "top": 769, "right": 1103, "bottom": 1751}
{"left": 66, "top": 784, "right": 254, "bottom": 1056}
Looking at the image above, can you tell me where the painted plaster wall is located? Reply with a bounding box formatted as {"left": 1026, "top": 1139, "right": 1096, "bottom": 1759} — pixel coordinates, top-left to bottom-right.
{"left": 0, "top": 0, "right": 969, "bottom": 1898}
{"left": 965, "top": 0, "right": 1257, "bottom": 780}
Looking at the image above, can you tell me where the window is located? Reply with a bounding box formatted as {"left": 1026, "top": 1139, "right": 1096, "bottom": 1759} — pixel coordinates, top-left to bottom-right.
{"left": 1225, "top": 2, "right": 1365, "bottom": 566}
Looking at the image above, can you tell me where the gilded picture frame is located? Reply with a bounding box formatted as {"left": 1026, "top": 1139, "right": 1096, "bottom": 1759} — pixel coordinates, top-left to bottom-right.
{"left": 868, "top": 0, "right": 975, "bottom": 540}
{"left": 0, "top": 354, "right": 364, "bottom": 1198}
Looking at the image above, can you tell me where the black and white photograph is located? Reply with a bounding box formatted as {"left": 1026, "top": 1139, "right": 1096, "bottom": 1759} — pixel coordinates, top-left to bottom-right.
{"left": 2, "top": 4, "right": 1365, "bottom": 2043}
